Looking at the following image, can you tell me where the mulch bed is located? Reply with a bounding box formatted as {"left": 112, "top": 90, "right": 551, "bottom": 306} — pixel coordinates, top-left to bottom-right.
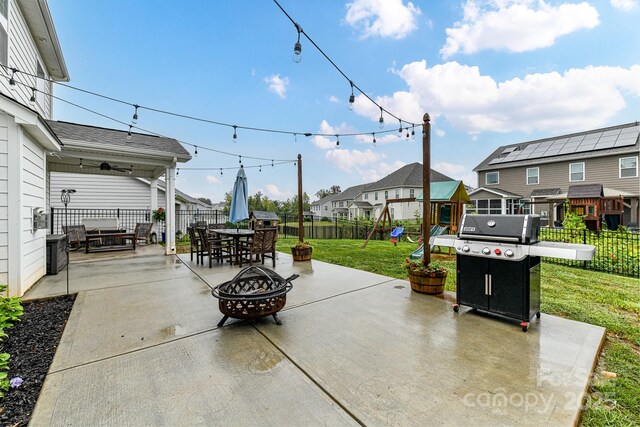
{"left": 0, "top": 294, "right": 76, "bottom": 427}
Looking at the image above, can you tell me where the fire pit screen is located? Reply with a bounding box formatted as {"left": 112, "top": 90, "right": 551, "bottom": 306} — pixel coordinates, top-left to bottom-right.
{"left": 212, "top": 266, "right": 298, "bottom": 327}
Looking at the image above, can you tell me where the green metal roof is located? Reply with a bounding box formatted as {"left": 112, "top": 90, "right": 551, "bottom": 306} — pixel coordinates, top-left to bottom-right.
{"left": 416, "top": 180, "right": 469, "bottom": 202}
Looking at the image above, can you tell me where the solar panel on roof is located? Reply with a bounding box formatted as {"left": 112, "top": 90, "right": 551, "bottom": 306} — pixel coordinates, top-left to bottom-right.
{"left": 501, "top": 146, "right": 519, "bottom": 155}
{"left": 614, "top": 136, "right": 638, "bottom": 147}
{"left": 601, "top": 129, "right": 619, "bottom": 137}
{"left": 488, "top": 158, "right": 503, "bottom": 165}
{"left": 558, "top": 146, "right": 577, "bottom": 154}
{"left": 568, "top": 135, "right": 585, "bottom": 143}
{"left": 574, "top": 144, "right": 594, "bottom": 153}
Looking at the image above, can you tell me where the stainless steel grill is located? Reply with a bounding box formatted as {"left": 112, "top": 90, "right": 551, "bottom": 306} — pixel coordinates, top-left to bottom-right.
{"left": 430, "top": 214, "right": 596, "bottom": 331}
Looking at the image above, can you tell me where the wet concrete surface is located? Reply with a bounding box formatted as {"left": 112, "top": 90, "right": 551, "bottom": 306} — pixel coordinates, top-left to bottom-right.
{"left": 28, "top": 251, "right": 604, "bottom": 426}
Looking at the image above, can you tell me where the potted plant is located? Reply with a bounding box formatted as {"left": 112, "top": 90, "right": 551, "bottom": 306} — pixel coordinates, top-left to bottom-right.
{"left": 402, "top": 258, "right": 448, "bottom": 295}
{"left": 291, "top": 241, "right": 313, "bottom": 261}
{"left": 152, "top": 208, "right": 166, "bottom": 242}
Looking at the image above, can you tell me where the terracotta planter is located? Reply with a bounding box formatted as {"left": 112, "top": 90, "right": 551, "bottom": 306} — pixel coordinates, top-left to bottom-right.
{"left": 291, "top": 246, "right": 313, "bottom": 261}
{"left": 408, "top": 270, "right": 447, "bottom": 295}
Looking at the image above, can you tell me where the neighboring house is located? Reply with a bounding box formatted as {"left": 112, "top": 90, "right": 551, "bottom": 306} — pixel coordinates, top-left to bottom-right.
{"left": 330, "top": 184, "right": 368, "bottom": 219}
{"left": 310, "top": 192, "right": 339, "bottom": 218}
{"left": 0, "top": 0, "right": 69, "bottom": 295}
{"left": 471, "top": 122, "right": 640, "bottom": 227}
{"left": 359, "top": 163, "right": 453, "bottom": 221}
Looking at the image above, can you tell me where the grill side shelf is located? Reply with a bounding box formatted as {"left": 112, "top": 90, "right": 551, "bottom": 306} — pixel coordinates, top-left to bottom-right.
{"left": 528, "top": 242, "right": 596, "bottom": 260}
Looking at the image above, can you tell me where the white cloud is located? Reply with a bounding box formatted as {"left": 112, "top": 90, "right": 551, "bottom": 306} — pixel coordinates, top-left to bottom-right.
{"left": 433, "top": 162, "right": 465, "bottom": 175}
{"left": 328, "top": 95, "right": 341, "bottom": 103}
{"left": 352, "top": 92, "right": 423, "bottom": 126}
{"left": 264, "top": 74, "right": 290, "bottom": 98}
{"left": 324, "top": 148, "right": 383, "bottom": 173}
{"left": 383, "top": 60, "right": 640, "bottom": 133}
{"left": 312, "top": 120, "right": 357, "bottom": 149}
{"left": 354, "top": 132, "right": 403, "bottom": 145}
{"left": 206, "top": 175, "right": 221, "bottom": 185}
{"left": 359, "top": 160, "right": 407, "bottom": 182}
{"left": 611, "top": 0, "right": 637, "bottom": 10}
{"left": 435, "top": 129, "right": 446, "bottom": 137}
{"left": 344, "top": 0, "right": 422, "bottom": 39}
{"left": 259, "top": 184, "right": 292, "bottom": 200}
{"left": 441, "top": 0, "right": 599, "bottom": 58}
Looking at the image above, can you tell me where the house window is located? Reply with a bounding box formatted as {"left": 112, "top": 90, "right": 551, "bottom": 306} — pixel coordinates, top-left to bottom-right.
{"left": 339, "top": 201, "right": 344, "bottom": 207}
{"left": 485, "top": 172, "right": 499, "bottom": 185}
{"left": 395, "top": 189, "right": 400, "bottom": 198}
{"left": 526, "top": 167, "right": 539, "bottom": 185}
{"left": 587, "top": 206, "right": 595, "bottom": 215}
{"left": 518, "top": 199, "right": 531, "bottom": 214}
{"left": 384, "top": 191, "right": 388, "bottom": 200}
{"left": 364, "top": 193, "right": 368, "bottom": 200}
{"left": 409, "top": 189, "right": 415, "bottom": 198}
{"left": 620, "top": 156, "right": 638, "bottom": 178}
{"left": 374, "top": 192, "right": 378, "bottom": 201}
{"left": 569, "top": 163, "right": 585, "bottom": 182}
{"left": 324, "top": 206, "right": 327, "bottom": 211}
{"left": 36, "top": 61, "right": 46, "bottom": 107}
{"left": 390, "top": 208, "right": 394, "bottom": 219}
{"left": 0, "top": 0, "right": 7, "bottom": 65}
{"left": 473, "top": 199, "right": 502, "bottom": 214}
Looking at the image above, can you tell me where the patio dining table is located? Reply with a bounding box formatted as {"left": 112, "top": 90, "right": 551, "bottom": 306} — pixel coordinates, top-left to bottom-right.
{"left": 213, "top": 229, "right": 255, "bottom": 266}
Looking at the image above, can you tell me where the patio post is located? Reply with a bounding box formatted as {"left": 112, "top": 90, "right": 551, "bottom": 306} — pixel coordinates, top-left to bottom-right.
{"left": 422, "top": 113, "right": 431, "bottom": 266}
{"left": 165, "top": 165, "right": 176, "bottom": 255}
{"left": 297, "top": 153, "right": 304, "bottom": 242}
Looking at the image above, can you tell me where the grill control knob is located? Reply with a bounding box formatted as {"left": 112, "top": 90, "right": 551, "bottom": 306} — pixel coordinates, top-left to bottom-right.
{"left": 494, "top": 248, "right": 502, "bottom": 255}
{"left": 505, "top": 249, "right": 514, "bottom": 258}
{"left": 482, "top": 247, "right": 490, "bottom": 255}
{"left": 462, "top": 245, "right": 470, "bottom": 253}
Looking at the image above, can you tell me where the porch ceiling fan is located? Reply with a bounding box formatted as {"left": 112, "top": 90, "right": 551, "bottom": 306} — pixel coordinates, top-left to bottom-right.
{"left": 79, "top": 159, "right": 132, "bottom": 174}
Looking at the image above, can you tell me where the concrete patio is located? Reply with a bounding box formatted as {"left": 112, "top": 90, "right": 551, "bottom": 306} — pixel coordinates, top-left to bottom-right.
{"left": 24, "top": 248, "right": 605, "bottom": 426}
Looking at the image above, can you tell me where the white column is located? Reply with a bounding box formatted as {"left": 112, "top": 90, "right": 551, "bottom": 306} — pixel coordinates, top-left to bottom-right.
{"left": 7, "top": 118, "right": 22, "bottom": 295}
{"left": 165, "top": 167, "right": 176, "bottom": 255}
{"left": 150, "top": 179, "right": 158, "bottom": 211}
{"left": 501, "top": 198, "right": 507, "bottom": 215}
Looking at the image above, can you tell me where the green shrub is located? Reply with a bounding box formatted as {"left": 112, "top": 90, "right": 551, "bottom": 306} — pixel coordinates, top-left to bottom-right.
{"left": 0, "top": 284, "right": 23, "bottom": 397}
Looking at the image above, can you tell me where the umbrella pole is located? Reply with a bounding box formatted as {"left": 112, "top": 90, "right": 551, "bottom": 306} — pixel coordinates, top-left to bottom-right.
{"left": 297, "top": 154, "right": 304, "bottom": 243}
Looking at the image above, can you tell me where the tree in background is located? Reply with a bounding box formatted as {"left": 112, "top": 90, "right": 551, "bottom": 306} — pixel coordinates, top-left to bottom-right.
{"left": 196, "top": 197, "right": 212, "bottom": 205}
{"left": 315, "top": 185, "right": 341, "bottom": 200}
{"left": 223, "top": 191, "right": 310, "bottom": 217}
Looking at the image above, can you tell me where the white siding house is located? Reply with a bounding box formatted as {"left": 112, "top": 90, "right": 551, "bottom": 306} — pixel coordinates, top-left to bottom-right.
{"left": 0, "top": 0, "right": 68, "bottom": 295}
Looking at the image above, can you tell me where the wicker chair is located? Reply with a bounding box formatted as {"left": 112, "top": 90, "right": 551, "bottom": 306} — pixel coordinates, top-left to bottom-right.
{"left": 238, "top": 227, "right": 277, "bottom": 267}
{"left": 187, "top": 227, "right": 204, "bottom": 264}
{"left": 196, "top": 228, "right": 233, "bottom": 268}
{"left": 134, "top": 223, "right": 153, "bottom": 245}
{"left": 62, "top": 225, "right": 87, "bottom": 251}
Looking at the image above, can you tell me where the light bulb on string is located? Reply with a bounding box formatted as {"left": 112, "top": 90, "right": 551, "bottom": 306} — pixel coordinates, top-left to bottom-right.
{"left": 129, "top": 165, "right": 133, "bottom": 175}
{"left": 220, "top": 168, "right": 223, "bottom": 177}
{"left": 239, "top": 155, "right": 242, "bottom": 164}
{"left": 29, "top": 87, "right": 36, "bottom": 104}
{"left": 8, "top": 68, "right": 17, "bottom": 91}
{"left": 348, "top": 81, "right": 355, "bottom": 111}
{"left": 293, "top": 23, "right": 302, "bottom": 63}
{"left": 194, "top": 146, "right": 198, "bottom": 157}
{"left": 335, "top": 135, "right": 340, "bottom": 146}
{"left": 79, "top": 158, "right": 83, "bottom": 169}
{"left": 176, "top": 168, "right": 179, "bottom": 176}
{"left": 293, "top": 133, "right": 297, "bottom": 143}
{"left": 378, "top": 108, "right": 384, "bottom": 129}
{"left": 398, "top": 120, "right": 403, "bottom": 133}
{"left": 405, "top": 130, "right": 410, "bottom": 141}
{"left": 372, "top": 133, "right": 376, "bottom": 145}
{"left": 271, "top": 160, "right": 274, "bottom": 168}
{"left": 132, "top": 105, "right": 139, "bottom": 124}
{"left": 232, "top": 126, "right": 237, "bottom": 143}
{"left": 259, "top": 165, "right": 262, "bottom": 172}
{"left": 127, "top": 125, "right": 132, "bottom": 141}
{"left": 411, "top": 127, "right": 416, "bottom": 140}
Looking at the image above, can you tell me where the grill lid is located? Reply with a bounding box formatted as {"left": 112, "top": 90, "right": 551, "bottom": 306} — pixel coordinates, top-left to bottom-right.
{"left": 458, "top": 214, "right": 540, "bottom": 244}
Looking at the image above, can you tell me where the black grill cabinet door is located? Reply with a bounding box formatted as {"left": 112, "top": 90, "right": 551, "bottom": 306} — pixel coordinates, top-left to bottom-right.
{"left": 487, "top": 259, "right": 525, "bottom": 320}
{"left": 457, "top": 255, "right": 489, "bottom": 310}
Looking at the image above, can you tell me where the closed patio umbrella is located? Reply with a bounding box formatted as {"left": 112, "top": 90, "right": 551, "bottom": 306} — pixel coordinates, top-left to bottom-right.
{"left": 229, "top": 166, "right": 249, "bottom": 225}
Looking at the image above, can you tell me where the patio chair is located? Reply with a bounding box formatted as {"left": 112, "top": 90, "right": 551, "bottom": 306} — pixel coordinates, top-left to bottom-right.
{"left": 238, "top": 227, "right": 277, "bottom": 268}
{"left": 187, "top": 227, "right": 204, "bottom": 264}
{"left": 62, "top": 225, "right": 87, "bottom": 251}
{"left": 134, "top": 222, "right": 153, "bottom": 245}
{"left": 197, "top": 227, "right": 233, "bottom": 268}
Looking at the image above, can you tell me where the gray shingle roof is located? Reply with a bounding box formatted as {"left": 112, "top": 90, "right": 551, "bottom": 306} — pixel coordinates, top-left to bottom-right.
{"left": 331, "top": 184, "right": 369, "bottom": 202}
{"left": 250, "top": 211, "right": 279, "bottom": 220}
{"left": 474, "top": 122, "right": 639, "bottom": 172}
{"left": 364, "top": 163, "right": 453, "bottom": 192}
{"left": 47, "top": 120, "right": 191, "bottom": 160}
{"left": 567, "top": 184, "right": 603, "bottom": 198}
{"left": 530, "top": 188, "right": 561, "bottom": 197}
{"left": 311, "top": 193, "right": 339, "bottom": 206}
{"left": 350, "top": 201, "right": 373, "bottom": 208}
{"left": 469, "top": 187, "right": 523, "bottom": 198}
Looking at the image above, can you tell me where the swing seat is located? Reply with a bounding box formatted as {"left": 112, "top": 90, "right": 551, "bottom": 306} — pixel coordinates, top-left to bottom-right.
{"left": 390, "top": 227, "right": 404, "bottom": 238}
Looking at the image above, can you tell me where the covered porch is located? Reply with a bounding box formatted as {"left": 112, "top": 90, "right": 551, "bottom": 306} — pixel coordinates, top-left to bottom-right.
{"left": 46, "top": 121, "right": 191, "bottom": 255}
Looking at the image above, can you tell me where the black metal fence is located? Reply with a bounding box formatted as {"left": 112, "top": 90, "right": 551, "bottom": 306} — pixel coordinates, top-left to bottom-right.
{"left": 539, "top": 228, "right": 639, "bottom": 277}
{"left": 50, "top": 208, "right": 229, "bottom": 236}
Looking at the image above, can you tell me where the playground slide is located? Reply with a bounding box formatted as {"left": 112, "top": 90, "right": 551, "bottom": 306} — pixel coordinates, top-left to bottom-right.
{"left": 409, "top": 244, "right": 424, "bottom": 260}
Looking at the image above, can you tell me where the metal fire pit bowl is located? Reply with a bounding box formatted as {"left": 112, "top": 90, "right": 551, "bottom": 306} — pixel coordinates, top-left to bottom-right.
{"left": 212, "top": 266, "right": 298, "bottom": 327}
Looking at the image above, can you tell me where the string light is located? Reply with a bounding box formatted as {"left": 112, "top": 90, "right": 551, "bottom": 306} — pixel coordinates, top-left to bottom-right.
{"left": 398, "top": 120, "right": 403, "bottom": 133}
{"left": 239, "top": 155, "right": 242, "bottom": 164}
{"left": 127, "top": 125, "right": 132, "bottom": 140}
{"left": 335, "top": 135, "right": 340, "bottom": 146}
{"left": 132, "top": 104, "right": 139, "bottom": 124}
{"left": 411, "top": 127, "right": 415, "bottom": 140}
{"left": 129, "top": 165, "right": 133, "bottom": 175}
{"left": 259, "top": 165, "right": 262, "bottom": 172}
{"left": 232, "top": 125, "right": 237, "bottom": 143}
{"left": 379, "top": 108, "right": 384, "bottom": 129}
{"left": 348, "top": 81, "right": 355, "bottom": 111}
{"left": 405, "top": 129, "right": 410, "bottom": 141}
{"left": 293, "top": 23, "right": 302, "bottom": 63}
{"left": 220, "top": 168, "right": 223, "bottom": 176}
{"left": 372, "top": 133, "right": 376, "bottom": 144}
{"left": 79, "top": 158, "right": 83, "bottom": 169}
{"left": 272, "top": 160, "right": 274, "bottom": 167}
{"left": 293, "top": 133, "right": 297, "bottom": 143}
{"left": 8, "top": 67, "right": 16, "bottom": 90}
{"left": 29, "top": 87, "right": 36, "bottom": 104}
{"left": 176, "top": 168, "right": 179, "bottom": 176}
{"left": 194, "top": 146, "right": 198, "bottom": 157}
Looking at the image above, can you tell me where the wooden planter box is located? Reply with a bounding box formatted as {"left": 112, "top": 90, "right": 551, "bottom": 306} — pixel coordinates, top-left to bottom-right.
{"left": 408, "top": 270, "right": 447, "bottom": 295}
{"left": 291, "top": 246, "right": 313, "bottom": 261}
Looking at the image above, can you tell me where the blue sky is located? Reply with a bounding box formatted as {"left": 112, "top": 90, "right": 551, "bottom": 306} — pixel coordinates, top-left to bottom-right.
{"left": 49, "top": 0, "right": 640, "bottom": 203}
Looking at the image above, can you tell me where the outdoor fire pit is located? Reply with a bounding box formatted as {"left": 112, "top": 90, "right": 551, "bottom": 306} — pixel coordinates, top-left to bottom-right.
{"left": 212, "top": 266, "right": 298, "bottom": 327}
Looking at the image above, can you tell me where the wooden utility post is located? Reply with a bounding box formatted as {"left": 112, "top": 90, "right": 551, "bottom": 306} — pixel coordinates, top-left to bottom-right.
{"left": 422, "top": 113, "right": 431, "bottom": 265}
{"left": 297, "top": 153, "right": 304, "bottom": 242}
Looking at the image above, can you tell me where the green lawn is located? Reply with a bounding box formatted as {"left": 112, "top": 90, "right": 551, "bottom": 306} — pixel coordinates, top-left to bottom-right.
{"left": 277, "top": 238, "right": 640, "bottom": 426}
